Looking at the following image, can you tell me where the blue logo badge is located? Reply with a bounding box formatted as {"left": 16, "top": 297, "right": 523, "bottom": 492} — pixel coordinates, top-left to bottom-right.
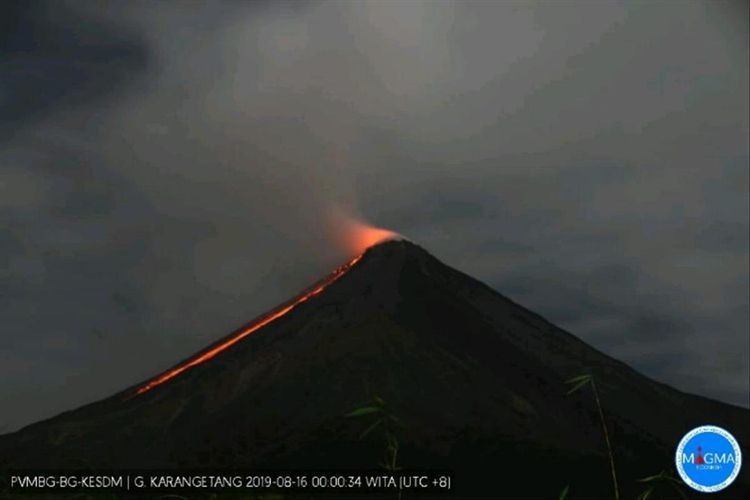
{"left": 675, "top": 425, "right": 742, "bottom": 493}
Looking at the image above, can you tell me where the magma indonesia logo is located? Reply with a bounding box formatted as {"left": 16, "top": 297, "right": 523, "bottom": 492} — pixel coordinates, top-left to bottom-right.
{"left": 675, "top": 425, "right": 742, "bottom": 493}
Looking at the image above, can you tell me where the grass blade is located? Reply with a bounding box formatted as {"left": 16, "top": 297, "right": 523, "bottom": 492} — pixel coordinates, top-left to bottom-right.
{"left": 566, "top": 378, "right": 590, "bottom": 395}
{"left": 558, "top": 485, "right": 570, "bottom": 500}
{"left": 359, "top": 419, "right": 382, "bottom": 439}
{"left": 345, "top": 406, "right": 380, "bottom": 418}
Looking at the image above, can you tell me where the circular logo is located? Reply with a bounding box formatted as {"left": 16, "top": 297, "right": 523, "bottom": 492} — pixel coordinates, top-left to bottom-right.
{"left": 675, "top": 425, "right": 742, "bottom": 493}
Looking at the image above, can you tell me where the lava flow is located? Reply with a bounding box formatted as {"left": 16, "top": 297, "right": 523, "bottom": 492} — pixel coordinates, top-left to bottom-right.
{"left": 132, "top": 253, "right": 364, "bottom": 397}
{"left": 133, "top": 222, "right": 406, "bottom": 396}
{"left": 131, "top": 220, "right": 399, "bottom": 397}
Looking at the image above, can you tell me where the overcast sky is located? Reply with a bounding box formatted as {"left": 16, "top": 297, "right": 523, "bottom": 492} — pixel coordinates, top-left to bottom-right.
{"left": 1, "top": 0, "right": 748, "bottom": 432}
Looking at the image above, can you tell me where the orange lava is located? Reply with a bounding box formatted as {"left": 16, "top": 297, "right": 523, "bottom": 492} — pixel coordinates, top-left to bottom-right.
{"left": 132, "top": 253, "right": 364, "bottom": 397}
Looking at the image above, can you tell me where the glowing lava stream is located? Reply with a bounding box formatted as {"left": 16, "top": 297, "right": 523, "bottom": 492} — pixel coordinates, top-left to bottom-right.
{"left": 131, "top": 252, "right": 364, "bottom": 397}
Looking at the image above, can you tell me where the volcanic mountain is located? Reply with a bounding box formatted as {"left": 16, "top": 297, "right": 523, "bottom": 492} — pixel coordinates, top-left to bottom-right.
{"left": 1, "top": 240, "right": 748, "bottom": 498}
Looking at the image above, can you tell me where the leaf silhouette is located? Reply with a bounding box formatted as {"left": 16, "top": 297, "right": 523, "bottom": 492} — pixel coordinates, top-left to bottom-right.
{"left": 558, "top": 484, "right": 570, "bottom": 500}
{"left": 636, "top": 486, "right": 653, "bottom": 500}
{"left": 345, "top": 406, "right": 380, "bottom": 418}
{"left": 637, "top": 470, "right": 688, "bottom": 500}
{"left": 566, "top": 374, "right": 591, "bottom": 384}
{"left": 565, "top": 374, "right": 592, "bottom": 395}
{"left": 359, "top": 419, "right": 382, "bottom": 439}
{"left": 566, "top": 379, "right": 590, "bottom": 395}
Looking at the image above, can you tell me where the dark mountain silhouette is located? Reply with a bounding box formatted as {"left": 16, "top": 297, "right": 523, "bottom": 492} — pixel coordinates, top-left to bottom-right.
{"left": 1, "top": 240, "right": 748, "bottom": 498}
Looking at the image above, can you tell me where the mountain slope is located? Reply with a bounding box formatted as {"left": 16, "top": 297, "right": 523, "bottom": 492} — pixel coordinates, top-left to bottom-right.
{"left": 1, "top": 240, "right": 748, "bottom": 498}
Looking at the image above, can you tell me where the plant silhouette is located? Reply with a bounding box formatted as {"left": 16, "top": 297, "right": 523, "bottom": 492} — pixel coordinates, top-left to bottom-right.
{"left": 345, "top": 395, "right": 403, "bottom": 473}
{"left": 636, "top": 470, "right": 688, "bottom": 500}
{"left": 566, "top": 374, "right": 620, "bottom": 500}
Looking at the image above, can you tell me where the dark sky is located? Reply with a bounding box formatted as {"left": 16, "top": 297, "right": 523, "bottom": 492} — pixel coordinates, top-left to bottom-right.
{"left": 1, "top": 0, "right": 748, "bottom": 432}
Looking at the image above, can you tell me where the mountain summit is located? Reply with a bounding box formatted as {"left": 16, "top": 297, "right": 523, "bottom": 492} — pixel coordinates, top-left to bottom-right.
{"left": 2, "top": 240, "right": 748, "bottom": 498}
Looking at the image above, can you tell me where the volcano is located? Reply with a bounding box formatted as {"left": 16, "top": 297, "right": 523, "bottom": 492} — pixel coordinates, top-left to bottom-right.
{"left": 1, "top": 240, "right": 748, "bottom": 498}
